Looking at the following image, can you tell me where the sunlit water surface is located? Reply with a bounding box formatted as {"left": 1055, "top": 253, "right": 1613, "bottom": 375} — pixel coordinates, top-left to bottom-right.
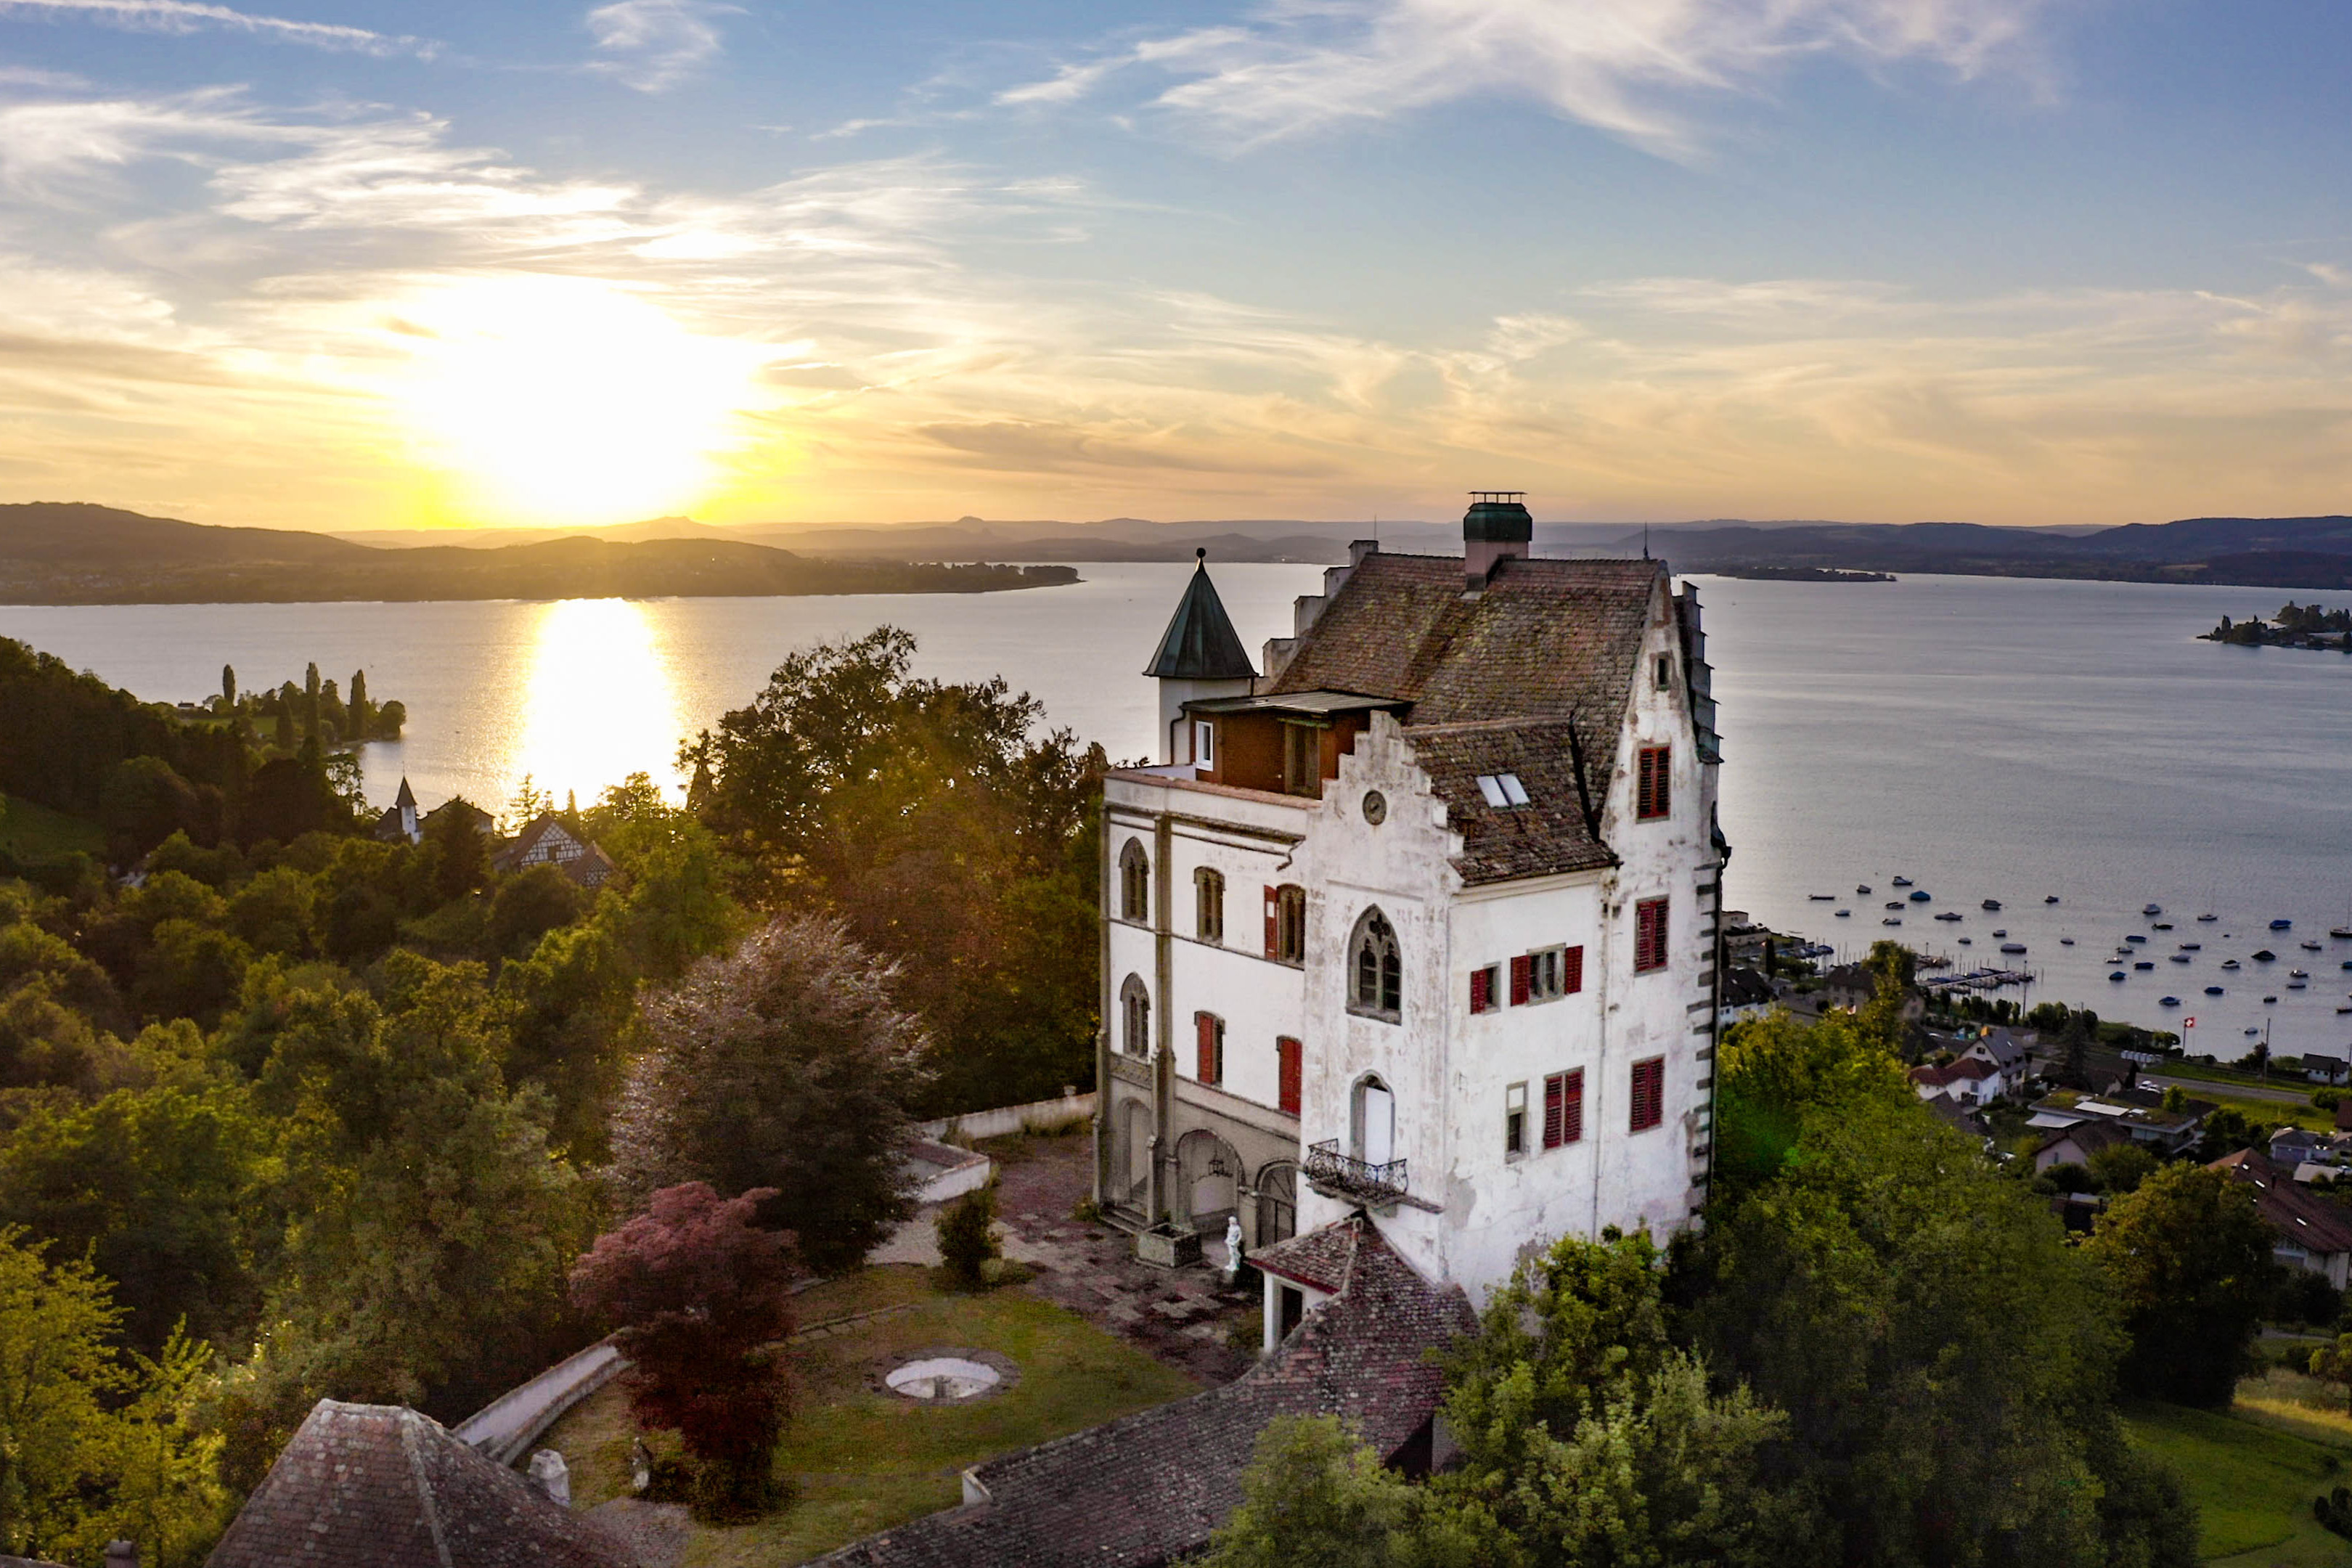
{"left": 6, "top": 566, "right": 2350, "bottom": 1058}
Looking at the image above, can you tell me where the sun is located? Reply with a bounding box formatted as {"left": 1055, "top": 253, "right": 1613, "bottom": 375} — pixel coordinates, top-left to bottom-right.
{"left": 387, "top": 275, "right": 764, "bottom": 528}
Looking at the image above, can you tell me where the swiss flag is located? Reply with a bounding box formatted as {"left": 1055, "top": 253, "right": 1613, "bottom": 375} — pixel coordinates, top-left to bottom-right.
{"left": 2183, "top": 1016, "right": 2196, "bottom": 1029}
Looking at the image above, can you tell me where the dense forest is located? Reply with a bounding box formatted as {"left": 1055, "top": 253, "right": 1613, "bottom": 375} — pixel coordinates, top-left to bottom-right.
{"left": 0, "top": 626, "right": 1106, "bottom": 1564}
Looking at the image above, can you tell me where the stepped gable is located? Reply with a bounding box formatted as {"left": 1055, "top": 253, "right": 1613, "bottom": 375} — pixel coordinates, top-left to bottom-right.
{"left": 817, "top": 1215, "right": 1473, "bottom": 1568}
{"left": 206, "top": 1400, "right": 642, "bottom": 1568}
{"left": 1143, "top": 553, "right": 1257, "bottom": 680}
{"left": 1404, "top": 719, "right": 1617, "bottom": 884}
{"left": 1266, "top": 552, "right": 1662, "bottom": 727}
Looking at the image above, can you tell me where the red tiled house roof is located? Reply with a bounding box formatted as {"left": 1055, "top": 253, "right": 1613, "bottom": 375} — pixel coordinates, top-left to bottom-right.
{"left": 816, "top": 1215, "right": 1474, "bottom": 1568}
{"left": 2211, "top": 1148, "right": 2352, "bottom": 1257}
{"left": 1263, "top": 552, "right": 1667, "bottom": 887}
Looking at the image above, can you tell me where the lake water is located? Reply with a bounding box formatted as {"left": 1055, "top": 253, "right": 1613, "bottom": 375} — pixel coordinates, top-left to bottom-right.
{"left": 6, "top": 565, "right": 2349, "bottom": 1061}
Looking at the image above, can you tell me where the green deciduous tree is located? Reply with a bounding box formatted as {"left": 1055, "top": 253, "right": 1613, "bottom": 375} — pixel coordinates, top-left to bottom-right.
{"left": 1687, "top": 1008, "right": 2202, "bottom": 1568}
{"left": 614, "top": 915, "right": 928, "bottom": 1275}
{"left": 255, "top": 956, "right": 592, "bottom": 1411}
{"left": 688, "top": 628, "right": 1106, "bottom": 1114}
{"left": 1196, "top": 1416, "right": 1423, "bottom": 1568}
{"left": 2086, "top": 1162, "right": 2277, "bottom": 1408}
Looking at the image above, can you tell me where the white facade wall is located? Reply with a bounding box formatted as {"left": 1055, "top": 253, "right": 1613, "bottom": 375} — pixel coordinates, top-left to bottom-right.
{"left": 1098, "top": 571, "right": 1723, "bottom": 1307}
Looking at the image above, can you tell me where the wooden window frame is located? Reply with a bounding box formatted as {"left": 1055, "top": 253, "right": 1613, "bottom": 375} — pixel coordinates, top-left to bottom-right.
{"left": 1120, "top": 975, "right": 1151, "bottom": 1057}
{"left": 1194, "top": 867, "right": 1225, "bottom": 944}
{"left": 1634, "top": 897, "right": 1670, "bottom": 973}
{"left": 1630, "top": 1056, "right": 1666, "bottom": 1132}
{"left": 1636, "top": 746, "right": 1671, "bottom": 821}
{"left": 1503, "top": 1082, "right": 1527, "bottom": 1158}
{"left": 1348, "top": 907, "right": 1402, "bottom": 1021}
{"left": 1276, "top": 1036, "right": 1302, "bottom": 1115}
{"left": 1119, "top": 838, "right": 1150, "bottom": 921}
{"left": 1265, "top": 883, "right": 1307, "bottom": 965}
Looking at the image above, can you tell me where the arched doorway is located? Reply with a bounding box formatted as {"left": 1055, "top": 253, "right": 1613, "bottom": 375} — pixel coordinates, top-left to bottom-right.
{"left": 1254, "top": 1161, "right": 1297, "bottom": 1246}
{"left": 1116, "top": 1099, "right": 1153, "bottom": 1212}
{"left": 1175, "top": 1129, "right": 1240, "bottom": 1233}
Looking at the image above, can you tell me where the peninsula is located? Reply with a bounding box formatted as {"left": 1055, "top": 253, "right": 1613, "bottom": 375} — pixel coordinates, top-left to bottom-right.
{"left": 2202, "top": 603, "right": 2352, "bottom": 652}
{"left": 0, "top": 504, "right": 1076, "bottom": 605}
{"left": 1713, "top": 565, "right": 1895, "bottom": 583}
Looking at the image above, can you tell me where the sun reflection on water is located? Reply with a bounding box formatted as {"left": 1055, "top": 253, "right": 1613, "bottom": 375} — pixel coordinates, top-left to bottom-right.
{"left": 516, "top": 599, "right": 683, "bottom": 810}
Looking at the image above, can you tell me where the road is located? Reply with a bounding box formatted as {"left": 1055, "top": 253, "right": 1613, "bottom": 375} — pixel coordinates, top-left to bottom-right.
{"left": 2136, "top": 1072, "right": 2319, "bottom": 1108}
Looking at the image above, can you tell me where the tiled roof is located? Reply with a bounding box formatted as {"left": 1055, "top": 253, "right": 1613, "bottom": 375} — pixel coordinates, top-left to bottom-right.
{"left": 1145, "top": 558, "right": 1257, "bottom": 681}
{"left": 1249, "top": 1220, "right": 1359, "bottom": 1292}
{"left": 1405, "top": 720, "right": 1614, "bottom": 886}
{"left": 815, "top": 1215, "right": 1474, "bottom": 1568}
{"left": 2212, "top": 1148, "right": 2352, "bottom": 1256}
{"left": 205, "top": 1400, "right": 644, "bottom": 1568}
{"left": 1267, "top": 552, "right": 1662, "bottom": 727}
{"left": 1911, "top": 1059, "right": 1996, "bottom": 1087}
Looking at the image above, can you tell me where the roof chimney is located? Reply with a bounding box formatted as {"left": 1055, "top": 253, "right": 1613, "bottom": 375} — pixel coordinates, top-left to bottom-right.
{"left": 1463, "top": 492, "right": 1532, "bottom": 589}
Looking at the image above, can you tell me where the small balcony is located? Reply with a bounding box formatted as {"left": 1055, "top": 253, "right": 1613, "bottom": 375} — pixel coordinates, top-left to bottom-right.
{"left": 1304, "top": 1139, "right": 1409, "bottom": 1206}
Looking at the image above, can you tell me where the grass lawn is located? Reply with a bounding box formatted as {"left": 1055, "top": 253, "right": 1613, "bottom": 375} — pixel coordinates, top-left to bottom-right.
{"left": 543, "top": 1265, "right": 1204, "bottom": 1568}
{"left": 2124, "top": 1399, "right": 2352, "bottom": 1564}
{"left": 0, "top": 793, "right": 102, "bottom": 862}
{"left": 2203, "top": 1094, "right": 2339, "bottom": 1134}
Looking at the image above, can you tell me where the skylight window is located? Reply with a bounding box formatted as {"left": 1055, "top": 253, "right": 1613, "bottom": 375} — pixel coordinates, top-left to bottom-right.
{"left": 1475, "top": 772, "right": 1530, "bottom": 808}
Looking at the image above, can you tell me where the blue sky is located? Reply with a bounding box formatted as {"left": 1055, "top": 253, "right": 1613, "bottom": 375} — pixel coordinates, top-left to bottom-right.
{"left": 1, "top": 0, "right": 2350, "bottom": 530}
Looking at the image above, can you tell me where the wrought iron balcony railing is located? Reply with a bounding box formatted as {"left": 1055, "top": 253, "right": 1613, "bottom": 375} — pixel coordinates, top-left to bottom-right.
{"left": 1304, "top": 1139, "right": 1409, "bottom": 1205}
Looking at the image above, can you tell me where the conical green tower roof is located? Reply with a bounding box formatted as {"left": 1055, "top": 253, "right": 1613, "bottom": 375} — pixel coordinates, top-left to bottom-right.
{"left": 1143, "top": 551, "right": 1257, "bottom": 679}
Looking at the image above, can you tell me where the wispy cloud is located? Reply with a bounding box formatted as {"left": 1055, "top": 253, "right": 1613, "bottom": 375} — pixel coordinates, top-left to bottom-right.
{"left": 585, "top": 0, "right": 737, "bottom": 92}
{"left": 1002, "top": 0, "right": 2057, "bottom": 155}
{"left": 0, "top": 0, "right": 434, "bottom": 58}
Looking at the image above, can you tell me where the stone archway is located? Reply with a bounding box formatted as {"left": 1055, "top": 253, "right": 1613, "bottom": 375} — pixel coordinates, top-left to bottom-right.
{"left": 1174, "top": 1129, "right": 1241, "bottom": 1233}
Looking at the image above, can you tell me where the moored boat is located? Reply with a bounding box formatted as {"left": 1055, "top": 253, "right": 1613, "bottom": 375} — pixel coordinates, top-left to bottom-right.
{"left": 2205, "top": 986, "right": 2224, "bottom": 995}
{"left": 2271, "top": 918, "right": 2295, "bottom": 930}
{"left": 1982, "top": 899, "right": 2001, "bottom": 911}
{"left": 2110, "top": 971, "right": 2126, "bottom": 981}
{"left": 2160, "top": 995, "right": 2181, "bottom": 1007}
{"left": 1893, "top": 876, "right": 1913, "bottom": 887}
{"left": 2142, "top": 903, "right": 2163, "bottom": 916}
{"left": 2001, "top": 943, "right": 2028, "bottom": 955}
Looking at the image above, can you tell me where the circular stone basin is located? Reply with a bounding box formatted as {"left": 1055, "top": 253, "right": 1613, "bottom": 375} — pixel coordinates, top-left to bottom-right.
{"left": 886, "top": 1357, "right": 1001, "bottom": 1402}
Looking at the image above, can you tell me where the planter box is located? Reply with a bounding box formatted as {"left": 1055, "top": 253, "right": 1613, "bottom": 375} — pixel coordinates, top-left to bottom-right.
{"left": 1135, "top": 1223, "right": 1202, "bottom": 1269}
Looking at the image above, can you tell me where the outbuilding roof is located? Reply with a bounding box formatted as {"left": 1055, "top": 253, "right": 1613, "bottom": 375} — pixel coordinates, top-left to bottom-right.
{"left": 815, "top": 1215, "right": 1472, "bottom": 1568}
{"left": 205, "top": 1400, "right": 642, "bottom": 1568}
{"left": 1406, "top": 719, "right": 1615, "bottom": 884}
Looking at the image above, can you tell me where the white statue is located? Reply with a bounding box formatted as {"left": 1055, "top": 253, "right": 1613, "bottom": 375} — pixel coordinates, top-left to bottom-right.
{"left": 1222, "top": 1214, "right": 1244, "bottom": 1283}
{"left": 527, "top": 1448, "right": 571, "bottom": 1508}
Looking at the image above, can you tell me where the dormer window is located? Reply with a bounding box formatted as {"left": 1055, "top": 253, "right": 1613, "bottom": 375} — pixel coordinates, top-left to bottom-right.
{"left": 1655, "top": 653, "right": 1673, "bottom": 687}
{"left": 1475, "top": 772, "right": 1530, "bottom": 808}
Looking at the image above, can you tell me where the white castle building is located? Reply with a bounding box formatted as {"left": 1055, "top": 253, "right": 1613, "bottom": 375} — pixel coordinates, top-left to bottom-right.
{"left": 1094, "top": 495, "right": 1727, "bottom": 1320}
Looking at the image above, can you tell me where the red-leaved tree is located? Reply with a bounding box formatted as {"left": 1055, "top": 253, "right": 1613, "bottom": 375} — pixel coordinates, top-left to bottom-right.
{"left": 569, "top": 1183, "right": 799, "bottom": 1518}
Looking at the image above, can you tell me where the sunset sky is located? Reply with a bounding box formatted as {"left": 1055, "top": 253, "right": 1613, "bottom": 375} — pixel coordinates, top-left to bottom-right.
{"left": 3, "top": 0, "right": 2350, "bottom": 531}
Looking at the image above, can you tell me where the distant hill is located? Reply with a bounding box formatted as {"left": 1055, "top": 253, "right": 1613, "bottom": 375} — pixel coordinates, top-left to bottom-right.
{"left": 0, "top": 505, "right": 1073, "bottom": 603}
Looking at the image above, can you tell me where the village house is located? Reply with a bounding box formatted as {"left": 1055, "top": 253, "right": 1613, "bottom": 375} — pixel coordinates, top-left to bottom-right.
{"left": 1095, "top": 496, "right": 1726, "bottom": 1311}
{"left": 2211, "top": 1148, "right": 2352, "bottom": 1290}
{"left": 494, "top": 813, "right": 619, "bottom": 889}
{"left": 1961, "top": 1028, "right": 2032, "bottom": 1085}
{"left": 1909, "top": 1055, "right": 2004, "bottom": 1108}
{"left": 1716, "top": 965, "right": 1776, "bottom": 1029}
{"left": 1819, "top": 960, "right": 1924, "bottom": 1021}
{"left": 2029, "top": 1088, "right": 2212, "bottom": 1159}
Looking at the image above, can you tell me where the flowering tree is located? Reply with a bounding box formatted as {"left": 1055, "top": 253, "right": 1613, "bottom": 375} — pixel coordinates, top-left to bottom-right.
{"left": 569, "top": 1183, "right": 798, "bottom": 1518}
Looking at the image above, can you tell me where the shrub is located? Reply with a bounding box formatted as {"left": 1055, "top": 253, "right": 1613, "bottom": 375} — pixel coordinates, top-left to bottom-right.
{"left": 936, "top": 1185, "right": 1000, "bottom": 1291}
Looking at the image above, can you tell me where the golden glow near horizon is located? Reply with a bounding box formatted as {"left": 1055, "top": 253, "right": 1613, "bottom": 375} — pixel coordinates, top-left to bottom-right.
{"left": 384, "top": 277, "right": 766, "bottom": 528}
{"left": 515, "top": 597, "right": 683, "bottom": 807}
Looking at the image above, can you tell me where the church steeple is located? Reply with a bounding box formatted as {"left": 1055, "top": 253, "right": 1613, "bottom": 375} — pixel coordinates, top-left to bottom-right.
{"left": 1144, "top": 549, "right": 1257, "bottom": 681}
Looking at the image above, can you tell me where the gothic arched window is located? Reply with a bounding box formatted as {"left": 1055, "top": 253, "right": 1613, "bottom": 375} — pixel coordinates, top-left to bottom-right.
{"left": 1348, "top": 907, "right": 1402, "bottom": 1021}
{"left": 1119, "top": 839, "right": 1149, "bottom": 922}
{"left": 1121, "top": 973, "right": 1151, "bottom": 1056}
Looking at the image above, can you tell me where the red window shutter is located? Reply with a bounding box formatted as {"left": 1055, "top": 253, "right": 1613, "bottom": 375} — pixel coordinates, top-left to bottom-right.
{"left": 1196, "top": 1013, "right": 1217, "bottom": 1084}
{"left": 1564, "top": 944, "right": 1584, "bottom": 995}
{"left": 1509, "top": 955, "right": 1532, "bottom": 1005}
{"left": 1636, "top": 748, "right": 1654, "bottom": 817}
{"left": 1543, "top": 1074, "right": 1563, "bottom": 1150}
{"left": 1562, "top": 1069, "right": 1584, "bottom": 1144}
{"left": 1278, "top": 1037, "right": 1302, "bottom": 1114}
{"left": 1631, "top": 1058, "right": 1665, "bottom": 1131}
{"left": 1470, "top": 967, "right": 1492, "bottom": 1014}
{"left": 1636, "top": 899, "right": 1668, "bottom": 972}
{"left": 1264, "top": 886, "right": 1278, "bottom": 957}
